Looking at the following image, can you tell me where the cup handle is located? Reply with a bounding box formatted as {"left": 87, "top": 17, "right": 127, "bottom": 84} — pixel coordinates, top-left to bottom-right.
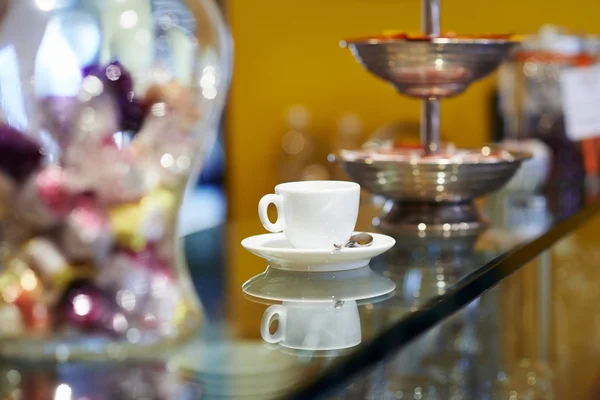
{"left": 261, "top": 305, "right": 286, "bottom": 344}
{"left": 258, "top": 194, "right": 285, "bottom": 232}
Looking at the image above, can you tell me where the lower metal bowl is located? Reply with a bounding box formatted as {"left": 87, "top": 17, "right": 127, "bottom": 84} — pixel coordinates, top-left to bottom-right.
{"left": 339, "top": 147, "right": 530, "bottom": 203}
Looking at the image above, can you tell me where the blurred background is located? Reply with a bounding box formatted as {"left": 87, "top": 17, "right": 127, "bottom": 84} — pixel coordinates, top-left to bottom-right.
{"left": 219, "top": 0, "right": 600, "bottom": 222}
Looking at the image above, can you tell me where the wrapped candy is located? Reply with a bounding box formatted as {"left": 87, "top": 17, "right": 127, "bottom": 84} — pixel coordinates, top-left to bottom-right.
{"left": 60, "top": 198, "right": 113, "bottom": 263}
{"left": 61, "top": 67, "right": 148, "bottom": 204}
{"left": 6, "top": 258, "right": 44, "bottom": 298}
{"left": 143, "top": 81, "right": 200, "bottom": 131}
{"left": 83, "top": 61, "right": 145, "bottom": 133}
{"left": 109, "top": 188, "right": 176, "bottom": 251}
{"left": 0, "top": 171, "right": 15, "bottom": 219}
{"left": 119, "top": 246, "right": 172, "bottom": 276}
{"left": 62, "top": 282, "right": 137, "bottom": 337}
{"left": 66, "top": 142, "right": 147, "bottom": 204}
{"left": 59, "top": 62, "right": 142, "bottom": 167}
{"left": 63, "top": 94, "right": 121, "bottom": 168}
{"left": 83, "top": 61, "right": 134, "bottom": 95}
{"left": 0, "top": 218, "right": 35, "bottom": 251}
{"left": 130, "top": 82, "right": 200, "bottom": 191}
{"left": 14, "top": 166, "right": 74, "bottom": 229}
{"left": 23, "top": 238, "right": 67, "bottom": 278}
{"left": 0, "top": 264, "right": 23, "bottom": 305}
{"left": 137, "top": 189, "right": 176, "bottom": 243}
{"left": 19, "top": 300, "right": 51, "bottom": 333}
{"left": 0, "top": 303, "right": 25, "bottom": 337}
{"left": 39, "top": 63, "right": 141, "bottom": 152}
{"left": 95, "top": 252, "right": 154, "bottom": 315}
{"left": 59, "top": 65, "right": 132, "bottom": 151}
{"left": 63, "top": 283, "right": 106, "bottom": 328}
{"left": 0, "top": 259, "right": 52, "bottom": 332}
{"left": 133, "top": 116, "right": 198, "bottom": 189}
{"left": 95, "top": 249, "right": 187, "bottom": 338}
{"left": 62, "top": 283, "right": 128, "bottom": 336}
{"left": 93, "top": 147, "right": 147, "bottom": 204}
{"left": 97, "top": 255, "right": 188, "bottom": 340}
{"left": 0, "top": 124, "right": 42, "bottom": 182}
{"left": 21, "top": 238, "right": 92, "bottom": 292}
{"left": 140, "top": 273, "right": 187, "bottom": 337}
{"left": 133, "top": 81, "right": 200, "bottom": 156}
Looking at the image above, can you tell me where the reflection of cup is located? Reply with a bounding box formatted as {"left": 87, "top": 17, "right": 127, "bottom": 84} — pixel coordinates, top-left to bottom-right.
{"left": 260, "top": 300, "right": 361, "bottom": 351}
{"left": 258, "top": 181, "right": 360, "bottom": 249}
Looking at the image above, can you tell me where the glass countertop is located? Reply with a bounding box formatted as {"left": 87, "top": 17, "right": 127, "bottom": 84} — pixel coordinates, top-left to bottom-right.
{"left": 0, "top": 188, "right": 599, "bottom": 399}
{"left": 315, "top": 208, "right": 600, "bottom": 400}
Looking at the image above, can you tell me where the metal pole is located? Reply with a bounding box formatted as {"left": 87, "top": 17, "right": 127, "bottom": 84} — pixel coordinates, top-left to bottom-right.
{"left": 422, "top": 0, "right": 440, "bottom": 36}
{"left": 421, "top": 0, "right": 441, "bottom": 155}
{"left": 421, "top": 99, "right": 440, "bottom": 154}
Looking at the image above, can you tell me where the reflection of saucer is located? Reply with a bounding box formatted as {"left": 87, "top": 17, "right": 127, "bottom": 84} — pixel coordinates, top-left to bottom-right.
{"left": 241, "top": 232, "right": 395, "bottom": 272}
{"left": 272, "top": 345, "right": 358, "bottom": 358}
{"left": 242, "top": 265, "right": 396, "bottom": 304}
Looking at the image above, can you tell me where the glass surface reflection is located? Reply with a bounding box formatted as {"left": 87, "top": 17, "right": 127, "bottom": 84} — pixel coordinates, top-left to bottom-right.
{"left": 328, "top": 264, "right": 556, "bottom": 400}
{"left": 0, "top": 360, "right": 201, "bottom": 399}
{"left": 0, "top": 181, "right": 597, "bottom": 398}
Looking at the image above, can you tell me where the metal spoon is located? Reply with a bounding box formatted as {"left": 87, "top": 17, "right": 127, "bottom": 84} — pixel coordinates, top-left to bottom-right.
{"left": 334, "top": 233, "right": 374, "bottom": 249}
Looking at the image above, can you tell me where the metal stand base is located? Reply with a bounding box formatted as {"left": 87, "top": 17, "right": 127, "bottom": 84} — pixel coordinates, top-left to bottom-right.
{"left": 374, "top": 200, "right": 488, "bottom": 237}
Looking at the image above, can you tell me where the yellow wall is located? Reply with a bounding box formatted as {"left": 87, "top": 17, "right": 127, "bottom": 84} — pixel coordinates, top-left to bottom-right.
{"left": 226, "top": 0, "right": 600, "bottom": 219}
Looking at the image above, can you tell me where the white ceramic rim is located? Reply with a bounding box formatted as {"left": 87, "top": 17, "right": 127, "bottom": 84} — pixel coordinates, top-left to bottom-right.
{"left": 241, "top": 232, "right": 395, "bottom": 254}
{"left": 274, "top": 180, "right": 359, "bottom": 194}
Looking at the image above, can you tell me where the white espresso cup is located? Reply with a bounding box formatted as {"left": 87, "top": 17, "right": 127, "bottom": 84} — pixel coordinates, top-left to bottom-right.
{"left": 258, "top": 181, "right": 360, "bottom": 249}
{"left": 261, "top": 300, "right": 361, "bottom": 351}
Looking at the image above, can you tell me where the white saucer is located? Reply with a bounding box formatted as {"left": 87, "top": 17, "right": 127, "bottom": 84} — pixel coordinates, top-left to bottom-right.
{"left": 241, "top": 232, "right": 396, "bottom": 272}
{"left": 242, "top": 265, "right": 396, "bottom": 304}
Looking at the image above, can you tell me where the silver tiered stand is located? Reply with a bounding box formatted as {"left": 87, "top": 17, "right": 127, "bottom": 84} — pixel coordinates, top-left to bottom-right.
{"left": 338, "top": 0, "right": 530, "bottom": 238}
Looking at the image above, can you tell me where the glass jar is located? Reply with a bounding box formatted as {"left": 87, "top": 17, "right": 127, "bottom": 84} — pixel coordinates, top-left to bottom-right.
{"left": 498, "top": 26, "right": 594, "bottom": 217}
{"left": 0, "top": 0, "right": 231, "bottom": 359}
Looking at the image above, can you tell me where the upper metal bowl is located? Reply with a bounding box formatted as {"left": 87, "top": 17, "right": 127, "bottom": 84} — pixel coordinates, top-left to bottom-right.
{"left": 338, "top": 146, "right": 531, "bottom": 202}
{"left": 341, "top": 37, "right": 519, "bottom": 98}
